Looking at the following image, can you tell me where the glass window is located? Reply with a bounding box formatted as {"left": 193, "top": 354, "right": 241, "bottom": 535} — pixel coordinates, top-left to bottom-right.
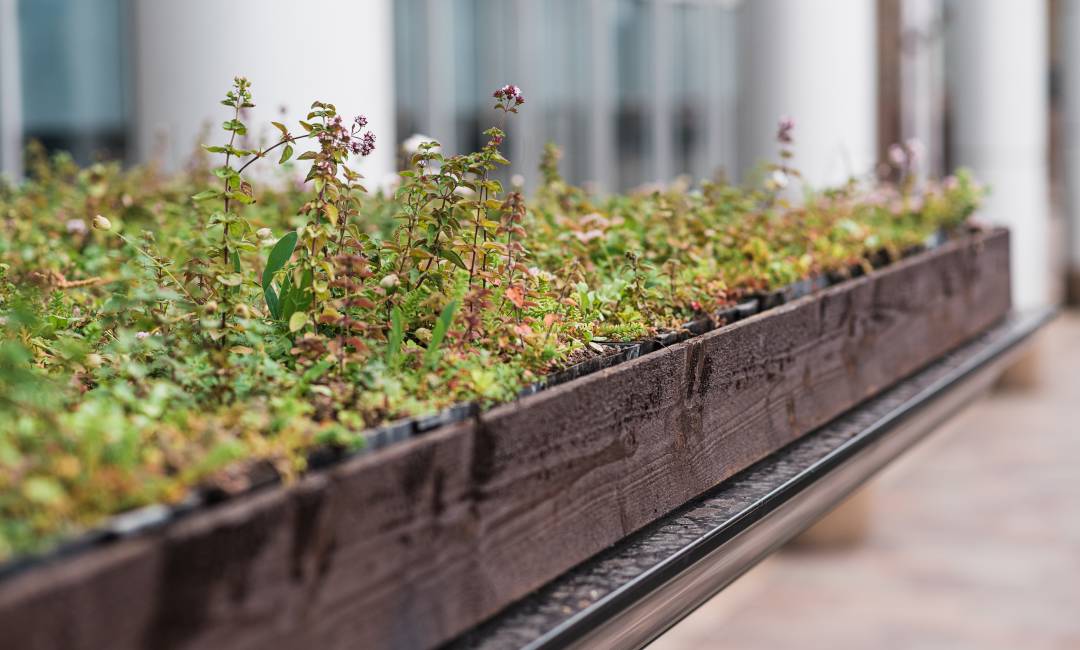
{"left": 17, "top": 0, "right": 131, "bottom": 163}
{"left": 393, "top": 0, "right": 738, "bottom": 192}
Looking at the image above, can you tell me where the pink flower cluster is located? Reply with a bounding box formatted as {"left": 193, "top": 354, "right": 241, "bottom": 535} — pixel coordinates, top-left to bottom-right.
{"left": 776, "top": 116, "right": 795, "bottom": 145}
{"left": 493, "top": 84, "right": 525, "bottom": 113}
{"left": 494, "top": 84, "right": 524, "bottom": 104}
{"left": 888, "top": 138, "right": 924, "bottom": 169}
{"left": 319, "top": 114, "right": 376, "bottom": 158}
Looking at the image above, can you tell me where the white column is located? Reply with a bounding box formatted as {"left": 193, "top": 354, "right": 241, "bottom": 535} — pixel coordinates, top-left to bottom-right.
{"left": 1060, "top": 0, "right": 1080, "bottom": 300}
{"left": 704, "top": 4, "right": 738, "bottom": 183}
{"left": 513, "top": 0, "right": 544, "bottom": 191}
{"left": 132, "top": 0, "right": 395, "bottom": 183}
{"left": 0, "top": 0, "right": 23, "bottom": 180}
{"left": 737, "top": 0, "right": 877, "bottom": 187}
{"left": 900, "top": 0, "right": 946, "bottom": 180}
{"left": 425, "top": 0, "right": 456, "bottom": 156}
{"left": 587, "top": 0, "right": 617, "bottom": 193}
{"left": 948, "top": 0, "right": 1049, "bottom": 310}
{"left": 649, "top": 0, "right": 674, "bottom": 185}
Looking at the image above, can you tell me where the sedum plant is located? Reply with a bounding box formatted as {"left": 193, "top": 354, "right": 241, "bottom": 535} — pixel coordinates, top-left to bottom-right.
{"left": 0, "top": 79, "right": 983, "bottom": 561}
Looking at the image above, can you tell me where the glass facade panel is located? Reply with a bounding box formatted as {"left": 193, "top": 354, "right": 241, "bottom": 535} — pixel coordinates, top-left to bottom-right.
{"left": 393, "top": 0, "right": 738, "bottom": 192}
{"left": 16, "top": 0, "right": 130, "bottom": 163}
{"left": 3, "top": 0, "right": 738, "bottom": 185}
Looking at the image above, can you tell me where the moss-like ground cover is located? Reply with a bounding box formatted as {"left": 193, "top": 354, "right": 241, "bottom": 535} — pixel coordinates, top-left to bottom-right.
{"left": 0, "top": 80, "right": 982, "bottom": 560}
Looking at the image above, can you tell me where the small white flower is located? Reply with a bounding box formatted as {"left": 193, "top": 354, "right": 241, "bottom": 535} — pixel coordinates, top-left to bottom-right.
{"left": 92, "top": 215, "right": 112, "bottom": 231}
{"left": 256, "top": 227, "right": 274, "bottom": 240}
{"left": 402, "top": 133, "right": 438, "bottom": 155}
{"left": 379, "top": 274, "right": 400, "bottom": 289}
{"left": 135, "top": 331, "right": 150, "bottom": 340}
{"left": 770, "top": 170, "right": 789, "bottom": 189}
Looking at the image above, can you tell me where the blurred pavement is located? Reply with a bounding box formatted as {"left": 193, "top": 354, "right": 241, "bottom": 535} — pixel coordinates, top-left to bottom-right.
{"left": 652, "top": 312, "right": 1080, "bottom": 650}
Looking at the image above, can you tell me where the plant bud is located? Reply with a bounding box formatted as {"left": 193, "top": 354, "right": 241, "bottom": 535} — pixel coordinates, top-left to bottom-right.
{"left": 256, "top": 227, "right": 273, "bottom": 240}
{"left": 92, "top": 215, "right": 112, "bottom": 231}
{"left": 204, "top": 300, "right": 219, "bottom": 315}
{"left": 379, "top": 273, "right": 400, "bottom": 289}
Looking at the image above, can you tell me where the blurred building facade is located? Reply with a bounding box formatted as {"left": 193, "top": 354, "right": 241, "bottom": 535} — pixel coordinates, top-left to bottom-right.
{"left": 393, "top": 0, "right": 740, "bottom": 192}
{"left": 0, "top": 0, "right": 1075, "bottom": 309}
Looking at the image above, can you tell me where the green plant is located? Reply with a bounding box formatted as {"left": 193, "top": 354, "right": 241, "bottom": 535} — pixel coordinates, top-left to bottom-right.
{"left": 261, "top": 230, "right": 298, "bottom": 320}
{"left": 0, "top": 78, "right": 984, "bottom": 561}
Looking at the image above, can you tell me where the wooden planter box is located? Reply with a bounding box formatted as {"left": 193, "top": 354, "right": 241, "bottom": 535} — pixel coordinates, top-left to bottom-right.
{"left": 0, "top": 229, "right": 1011, "bottom": 650}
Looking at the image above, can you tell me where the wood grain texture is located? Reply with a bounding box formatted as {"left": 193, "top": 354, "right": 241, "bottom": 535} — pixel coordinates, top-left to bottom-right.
{"left": 448, "top": 313, "right": 1043, "bottom": 650}
{"left": 0, "top": 230, "right": 1011, "bottom": 650}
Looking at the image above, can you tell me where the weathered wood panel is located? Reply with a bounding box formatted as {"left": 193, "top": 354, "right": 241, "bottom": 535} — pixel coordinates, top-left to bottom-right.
{"left": 0, "top": 230, "right": 1011, "bottom": 650}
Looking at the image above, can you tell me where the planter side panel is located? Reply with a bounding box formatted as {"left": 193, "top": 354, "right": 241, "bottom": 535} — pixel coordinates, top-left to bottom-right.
{"left": 467, "top": 229, "right": 1010, "bottom": 610}
{"left": 0, "top": 230, "right": 1011, "bottom": 650}
{"left": 0, "top": 422, "right": 481, "bottom": 650}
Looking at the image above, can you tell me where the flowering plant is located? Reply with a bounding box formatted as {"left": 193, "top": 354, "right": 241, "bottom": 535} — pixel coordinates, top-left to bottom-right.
{"left": 0, "top": 80, "right": 983, "bottom": 560}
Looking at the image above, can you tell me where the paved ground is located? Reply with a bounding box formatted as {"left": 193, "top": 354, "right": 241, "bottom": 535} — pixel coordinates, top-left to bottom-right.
{"left": 652, "top": 312, "right": 1080, "bottom": 650}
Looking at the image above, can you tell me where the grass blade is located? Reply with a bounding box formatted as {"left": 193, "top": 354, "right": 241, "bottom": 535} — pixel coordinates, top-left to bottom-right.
{"left": 387, "top": 306, "right": 404, "bottom": 368}
{"left": 424, "top": 299, "right": 458, "bottom": 371}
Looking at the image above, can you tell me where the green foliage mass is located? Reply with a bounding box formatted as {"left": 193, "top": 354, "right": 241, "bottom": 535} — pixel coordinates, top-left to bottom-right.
{"left": 0, "top": 79, "right": 983, "bottom": 561}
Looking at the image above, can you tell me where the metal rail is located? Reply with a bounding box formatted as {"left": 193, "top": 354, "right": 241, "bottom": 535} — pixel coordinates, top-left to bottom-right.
{"left": 447, "top": 309, "right": 1055, "bottom": 650}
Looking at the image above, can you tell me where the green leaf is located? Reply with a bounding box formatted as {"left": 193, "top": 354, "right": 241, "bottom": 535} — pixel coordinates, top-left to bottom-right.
{"left": 190, "top": 440, "right": 246, "bottom": 479}
{"left": 298, "top": 267, "right": 313, "bottom": 293}
{"left": 262, "top": 232, "right": 298, "bottom": 290}
{"left": 386, "top": 306, "right": 404, "bottom": 368}
{"left": 264, "top": 286, "right": 280, "bottom": 320}
{"left": 424, "top": 300, "right": 458, "bottom": 370}
{"left": 289, "top": 311, "right": 309, "bottom": 333}
{"left": 300, "top": 358, "right": 334, "bottom": 386}
{"left": 279, "top": 144, "right": 294, "bottom": 165}
{"left": 22, "top": 476, "right": 65, "bottom": 505}
{"left": 438, "top": 248, "right": 469, "bottom": 271}
{"left": 278, "top": 273, "right": 295, "bottom": 320}
{"left": 222, "top": 119, "right": 247, "bottom": 135}
{"left": 230, "top": 191, "right": 255, "bottom": 205}
{"left": 217, "top": 273, "right": 242, "bottom": 287}
{"left": 280, "top": 269, "right": 312, "bottom": 321}
{"left": 191, "top": 190, "right": 220, "bottom": 202}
